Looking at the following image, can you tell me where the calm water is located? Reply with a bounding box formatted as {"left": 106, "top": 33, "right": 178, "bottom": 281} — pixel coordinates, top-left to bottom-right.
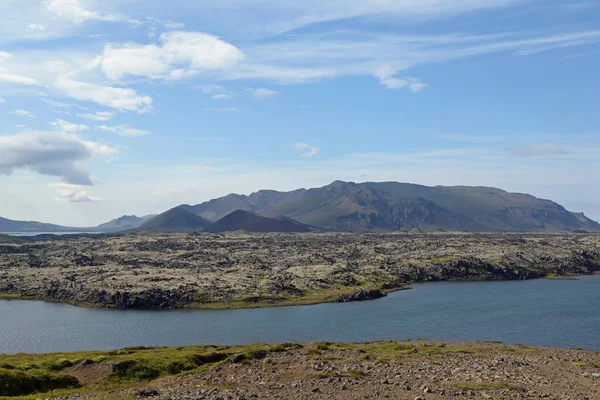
{"left": 2, "top": 232, "right": 101, "bottom": 237}
{"left": 1, "top": 275, "right": 599, "bottom": 354}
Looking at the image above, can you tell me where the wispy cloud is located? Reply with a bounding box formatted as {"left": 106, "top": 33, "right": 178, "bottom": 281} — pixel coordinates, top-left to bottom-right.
{"left": 77, "top": 111, "right": 116, "bottom": 121}
{"left": 44, "top": 0, "right": 139, "bottom": 25}
{"left": 292, "top": 142, "right": 320, "bottom": 157}
{"left": 49, "top": 119, "right": 89, "bottom": 132}
{"left": 202, "top": 107, "right": 239, "bottom": 113}
{"left": 9, "top": 109, "right": 36, "bottom": 118}
{"left": 52, "top": 78, "right": 153, "bottom": 113}
{"left": 97, "top": 124, "right": 151, "bottom": 137}
{"left": 0, "top": 71, "right": 38, "bottom": 85}
{"left": 0, "top": 96, "right": 6, "bottom": 104}
{"left": 505, "top": 144, "right": 572, "bottom": 157}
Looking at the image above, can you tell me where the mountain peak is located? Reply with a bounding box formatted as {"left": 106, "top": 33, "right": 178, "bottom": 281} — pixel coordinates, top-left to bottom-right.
{"left": 203, "top": 210, "right": 313, "bottom": 233}
{"left": 137, "top": 206, "right": 211, "bottom": 233}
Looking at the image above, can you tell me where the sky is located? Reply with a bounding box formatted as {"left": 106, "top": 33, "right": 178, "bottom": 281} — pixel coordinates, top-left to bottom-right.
{"left": 0, "top": 0, "right": 599, "bottom": 226}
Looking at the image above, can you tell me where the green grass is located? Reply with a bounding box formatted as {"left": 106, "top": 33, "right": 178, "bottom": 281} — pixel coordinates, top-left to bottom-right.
{"left": 0, "top": 342, "right": 302, "bottom": 399}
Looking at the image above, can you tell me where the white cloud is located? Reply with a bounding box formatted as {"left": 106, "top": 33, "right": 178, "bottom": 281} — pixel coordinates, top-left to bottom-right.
{"left": 49, "top": 119, "right": 89, "bottom": 132}
{"left": 76, "top": 111, "right": 116, "bottom": 121}
{"left": 48, "top": 182, "right": 102, "bottom": 202}
{"left": 9, "top": 109, "right": 36, "bottom": 118}
{"left": 0, "top": 96, "right": 6, "bottom": 104}
{"left": 202, "top": 107, "right": 239, "bottom": 113}
{"left": 53, "top": 78, "right": 153, "bottom": 113}
{"left": 247, "top": 88, "right": 280, "bottom": 98}
{"left": 212, "top": 94, "right": 235, "bottom": 100}
{"left": 97, "top": 124, "right": 151, "bottom": 137}
{"left": 0, "top": 131, "right": 116, "bottom": 185}
{"left": 292, "top": 142, "right": 320, "bottom": 158}
{"left": 101, "top": 31, "right": 245, "bottom": 81}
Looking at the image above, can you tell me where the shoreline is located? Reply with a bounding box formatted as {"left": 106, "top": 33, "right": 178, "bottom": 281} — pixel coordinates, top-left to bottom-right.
{"left": 1, "top": 232, "right": 599, "bottom": 310}
{"left": 0, "top": 273, "right": 592, "bottom": 311}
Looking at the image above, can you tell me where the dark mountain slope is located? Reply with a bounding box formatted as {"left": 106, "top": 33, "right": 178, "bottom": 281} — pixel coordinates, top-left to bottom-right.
{"left": 184, "top": 181, "right": 599, "bottom": 233}
{"left": 137, "top": 207, "right": 211, "bottom": 233}
{"left": 570, "top": 212, "right": 600, "bottom": 231}
{"left": 202, "top": 210, "right": 313, "bottom": 233}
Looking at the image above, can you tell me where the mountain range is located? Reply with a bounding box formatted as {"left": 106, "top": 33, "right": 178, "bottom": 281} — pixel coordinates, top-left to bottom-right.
{"left": 1, "top": 181, "right": 599, "bottom": 234}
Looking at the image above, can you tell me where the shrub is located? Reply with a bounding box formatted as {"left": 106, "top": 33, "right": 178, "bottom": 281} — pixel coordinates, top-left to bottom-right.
{"left": 316, "top": 343, "right": 330, "bottom": 351}
{"left": 0, "top": 368, "right": 80, "bottom": 396}
{"left": 270, "top": 343, "right": 301, "bottom": 353}
{"left": 42, "top": 359, "right": 73, "bottom": 371}
{"left": 109, "top": 361, "right": 160, "bottom": 382}
{"left": 189, "top": 352, "right": 228, "bottom": 365}
{"left": 246, "top": 349, "right": 268, "bottom": 360}
{"left": 228, "top": 354, "right": 247, "bottom": 364}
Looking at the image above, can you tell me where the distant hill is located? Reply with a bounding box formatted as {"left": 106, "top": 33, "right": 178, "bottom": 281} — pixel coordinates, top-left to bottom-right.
{"left": 94, "top": 215, "right": 156, "bottom": 233}
{"left": 202, "top": 210, "right": 313, "bottom": 233}
{"left": 0, "top": 214, "right": 156, "bottom": 234}
{"left": 137, "top": 207, "right": 212, "bottom": 233}
{"left": 182, "top": 181, "right": 600, "bottom": 233}
{"left": 0, "top": 216, "right": 75, "bottom": 233}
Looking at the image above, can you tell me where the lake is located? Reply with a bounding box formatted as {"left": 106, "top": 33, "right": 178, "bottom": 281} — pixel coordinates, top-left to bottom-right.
{"left": 1, "top": 275, "right": 599, "bottom": 354}
{"left": 1, "top": 232, "right": 102, "bottom": 237}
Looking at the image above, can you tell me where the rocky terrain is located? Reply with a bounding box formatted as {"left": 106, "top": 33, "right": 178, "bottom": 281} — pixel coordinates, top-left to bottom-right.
{"left": 1, "top": 340, "right": 598, "bottom": 399}
{"left": 0, "top": 232, "right": 598, "bottom": 309}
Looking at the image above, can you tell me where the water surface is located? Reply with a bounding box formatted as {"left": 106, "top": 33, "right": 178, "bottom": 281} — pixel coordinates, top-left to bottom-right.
{"left": 1, "top": 275, "right": 599, "bottom": 354}
{"left": 1, "top": 232, "right": 101, "bottom": 237}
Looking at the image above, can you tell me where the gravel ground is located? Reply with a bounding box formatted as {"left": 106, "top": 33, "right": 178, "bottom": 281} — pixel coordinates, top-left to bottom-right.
{"left": 49, "top": 340, "right": 600, "bottom": 400}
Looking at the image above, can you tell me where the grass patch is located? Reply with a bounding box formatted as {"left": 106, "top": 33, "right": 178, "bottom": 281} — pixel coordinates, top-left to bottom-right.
{"left": 0, "top": 342, "right": 302, "bottom": 398}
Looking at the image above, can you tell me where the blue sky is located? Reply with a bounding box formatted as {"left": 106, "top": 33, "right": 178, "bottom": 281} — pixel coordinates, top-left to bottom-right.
{"left": 0, "top": 0, "right": 599, "bottom": 226}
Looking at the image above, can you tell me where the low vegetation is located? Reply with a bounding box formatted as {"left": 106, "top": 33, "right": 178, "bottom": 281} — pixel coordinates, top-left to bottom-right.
{"left": 0, "top": 340, "right": 598, "bottom": 399}
{"left": 0, "top": 342, "right": 300, "bottom": 398}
